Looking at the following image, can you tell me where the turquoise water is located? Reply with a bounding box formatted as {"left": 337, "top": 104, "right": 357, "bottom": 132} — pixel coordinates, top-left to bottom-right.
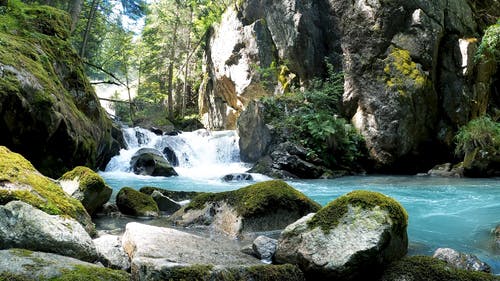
{"left": 100, "top": 172, "right": 500, "bottom": 273}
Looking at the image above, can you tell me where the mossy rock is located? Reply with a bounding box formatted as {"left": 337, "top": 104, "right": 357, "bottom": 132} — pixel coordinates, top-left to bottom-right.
{"left": 308, "top": 190, "right": 408, "bottom": 235}
{"left": 139, "top": 186, "right": 200, "bottom": 202}
{"left": 381, "top": 256, "right": 500, "bottom": 281}
{"left": 186, "top": 180, "right": 320, "bottom": 218}
{"left": 116, "top": 187, "right": 159, "bottom": 217}
{"left": 0, "top": 0, "right": 120, "bottom": 178}
{"left": 0, "top": 146, "right": 95, "bottom": 235}
{"left": 59, "top": 166, "right": 112, "bottom": 216}
{"left": 50, "top": 265, "right": 130, "bottom": 281}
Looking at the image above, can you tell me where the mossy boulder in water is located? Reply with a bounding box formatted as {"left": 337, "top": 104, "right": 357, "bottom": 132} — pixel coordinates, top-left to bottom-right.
{"left": 171, "top": 180, "right": 321, "bottom": 237}
{"left": 0, "top": 146, "right": 94, "bottom": 234}
{"left": 139, "top": 186, "right": 200, "bottom": 202}
{"left": 59, "top": 166, "right": 112, "bottom": 216}
{"left": 116, "top": 187, "right": 159, "bottom": 217}
{"left": 130, "top": 148, "right": 178, "bottom": 177}
{"left": 380, "top": 256, "right": 500, "bottom": 281}
{"left": 275, "top": 190, "right": 408, "bottom": 281}
{"left": 0, "top": 1, "right": 122, "bottom": 178}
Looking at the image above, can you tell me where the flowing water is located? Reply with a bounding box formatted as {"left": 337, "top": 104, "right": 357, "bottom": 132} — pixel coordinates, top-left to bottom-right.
{"left": 100, "top": 127, "right": 500, "bottom": 273}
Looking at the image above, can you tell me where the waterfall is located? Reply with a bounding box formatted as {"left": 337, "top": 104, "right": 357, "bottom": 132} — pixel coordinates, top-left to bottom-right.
{"left": 104, "top": 127, "right": 250, "bottom": 179}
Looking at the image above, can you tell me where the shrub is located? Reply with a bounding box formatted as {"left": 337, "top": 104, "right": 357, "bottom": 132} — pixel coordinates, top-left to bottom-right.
{"left": 454, "top": 115, "right": 500, "bottom": 157}
{"left": 475, "top": 19, "right": 500, "bottom": 63}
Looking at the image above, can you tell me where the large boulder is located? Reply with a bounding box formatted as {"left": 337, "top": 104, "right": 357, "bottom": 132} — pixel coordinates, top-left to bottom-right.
{"left": 59, "top": 166, "right": 112, "bottom": 216}
{"left": 130, "top": 148, "right": 178, "bottom": 177}
{"left": 237, "top": 100, "right": 271, "bottom": 162}
{"left": 116, "top": 187, "right": 159, "bottom": 217}
{"left": 0, "top": 249, "right": 129, "bottom": 281}
{"left": 93, "top": 234, "right": 131, "bottom": 271}
{"left": 433, "top": 248, "right": 491, "bottom": 273}
{"left": 380, "top": 256, "right": 499, "bottom": 281}
{"left": 0, "top": 3, "right": 122, "bottom": 178}
{"left": 150, "top": 190, "right": 181, "bottom": 215}
{"left": 0, "top": 201, "right": 97, "bottom": 262}
{"left": 275, "top": 190, "right": 408, "bottom": 280}
{"left": 0, "top": 146, "right": 94, "bottom": 234}
{"left": 139, "top": 186, "right": 200, "bottom": 202}
{"left": 171, "top": 180, "right": 321, "bottom": 238}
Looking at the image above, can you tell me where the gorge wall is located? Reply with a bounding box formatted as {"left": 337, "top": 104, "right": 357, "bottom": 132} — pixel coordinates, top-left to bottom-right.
{"left": 0, "top": 3, "right": 123, "bottom": 178}
{"left": 199, "top": 0, "right": 500, "bottom": 172}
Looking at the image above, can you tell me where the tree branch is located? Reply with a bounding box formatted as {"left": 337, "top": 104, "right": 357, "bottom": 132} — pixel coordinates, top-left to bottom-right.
{"left": 84, "top": 60, "right": 127, "bottom": 88}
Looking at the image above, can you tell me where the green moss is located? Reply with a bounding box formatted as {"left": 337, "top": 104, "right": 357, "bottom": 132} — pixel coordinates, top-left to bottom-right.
{"left": 0, "top": 146, "right": 93, "bottom": 232}
{"left": 116, "top": 187, "right": 159, "bottom": 216}
{"left": 10, "top": 248, "right": 33, "bottom": 257}
{"left": 59, "top": 166, "right": 105, "bottom": 193}
{"left": 49, "top": 265, "right": 129, "bottom": 281}
{"left": 0, "top": 273, "right": 32, "bottom": 281}
{"left": 186, "top": 180, "right": 321, "bottom": 218}
{"left": 308, "top": 190, "right": 408, "bottom": 235}
{"left": 163, "top": 265, "right": 213, "bottom": 281}
{"left": 139, "top": 186, "right": 200, "bottom": 201}
{"left": 384, "top": 48, "right": 430, "bottom": 96}
{"left": 382, "top": 256, "right": 500, "bottom": 281}
{"left": 244, "top": 264, "right": 304, "bottom": 281}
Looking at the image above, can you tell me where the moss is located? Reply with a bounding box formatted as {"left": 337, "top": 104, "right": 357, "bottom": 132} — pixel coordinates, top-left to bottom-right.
{"left": 49, "top": 265, "right": 129, "bottom": 281}
{"left": 10, "top": 248, "right": 33, "bottom": 258}
{"left": 0, "top": 146, "right": 93, "bottom": 232}
{"left": 308, "top": 190, "right": 408, "bottom": 235}
{"left": 116, "top": 187, "right": 159, "bottom": 216}
{"left": 163, "top": 265, "right": 213, "bottom": 281}
{"left": 139, "top": 186, "right": 200, "bottom": 201}
{"left": 59, "top": 166, "right": 105, "bottom": 193}
{"left": 382, "top": 256, "right": 500, "bottom": 281}
{"left": 0, "top": 273, "right": 33, "bottom": 281}
{"left": 244, "top": 264, "right": 304, "bottom": 281}
{"left": 383, "top": 48, "right": 430, "bottom": 96}
{"left": 186, "top": 180, "right": 321, "bottom": 218}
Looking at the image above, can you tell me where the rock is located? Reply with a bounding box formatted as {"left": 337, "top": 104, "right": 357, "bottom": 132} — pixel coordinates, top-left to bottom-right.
{"left": 0, "top": 4, "right": 122, "bottom": 178}
{"left": 0, "top": 146, "right": 95, "bottom": 235}
{"left": 59, "top": 166, "right": 112, "bottom": 216}
{"left": 149, "top": 127, "right": 163, "bottom": 135}
{"left": 222, "top": 173, "right": 253, "bottom": 182}
{"left": 269, "top": 142, "right": 326, "bottom": 179}
{"left": 433, "top": 248, "right": 491, "bottom": 273}
{"left": 494, "top": 225, "right": 500, "bottom": 249}
{"left": 133, "top": 262, "right": 305, "bottom": 281}
{"left": 93, "top": 234, "right": 130, "bottom": 271}
{"left": 0, "top": 201, "right": 98, "bottom": 262}
{"left": 380, "top": 256, "right": 499, "bottom": 281}
{"left": 162, "top": 146, "right": 179, "bottom": 167}
{"left": 130, "top": 148, "right": 178, "bottom": 177}
{"left": 116, "top": 187, "right": 159, "bottom": 217}
{"left": 252, "top": 235, "right": 278, "bottom": 263}
{"left": 139, "top": 186, "right": 200, "bottom": 202}
{"left": 427, "top": 163, "right": 464, "bottom": 177}
{"left": 237, "top": 100, "right": 271, "bottom": 162}
{"left": 275, "top": 190, "right": 408, "bottom": 280}
{"left": 0, "top": 249, "right": 129, "bottom": 281}
{"left": 171, "top": 180, "right": 321, "bottom": 238}
{"left": 151, "top": 190, "right": 181, "bottom": 215}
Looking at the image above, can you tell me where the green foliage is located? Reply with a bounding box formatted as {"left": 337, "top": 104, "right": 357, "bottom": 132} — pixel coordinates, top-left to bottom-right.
{"left": 382, "top": 256, "right": 500, "bottom": 281}
{"left": 261, "top": 64, "right": 365, "bottom": 169}
{"left": 454, "top": 115, "right": 500, "bottom": 156}
{"left": 476, "top": 19, "right": 500, "bottom": 63}
{"left": 308, "top": 190, "right": 408, "bottom": 235}
{"left": 186, "top": 180, "right": 321, "bottom": 218}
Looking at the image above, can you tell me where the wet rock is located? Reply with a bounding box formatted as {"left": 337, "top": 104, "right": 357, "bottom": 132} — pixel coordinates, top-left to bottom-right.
{"left": 252, "top": 235, "right": 278, "bottom": 263}
{"left": 275, "top": 190, "right": 408, "bottom": 280}
{"left": 139, "top": 186, "right": 200, "bottom": 202}
{"left": 162, "top": 146, "right": 179, "bottom": 167}
{"left": 0, "top": 201, "right": 98, "bottom": 262}
{"left": 151, "top": 190, "right": 181, "bottom": 215}
{"left": 222, "top": 173, "right": 253, "bottom": 182}
{"left": 171, "top": 180, "right": 320, "bottom": 238}
{"left": 0, "top": 249, "right": 128, "bottom": 281}
{"left": 427, "top": 163, "right": 464, "bottom": 177}
{"left": 94, "top": 234, "right": 130, "bottom": 271}
{"left": 116, "top": 187, "right": 159, "bottom": 218}
{"left": 149, "top": 127, "right": 163, "bottom": 135}
{"left": 433, "top": 247, "right": 491, "bottom": 273}
{"left": 59, "top": 166, "right": 112, "bottom": 216}
{"left": 130, "top": 148, "right": 178, "bottom": 177}
{"left": 494, "top": 225, "right": 500, "bottom": 250}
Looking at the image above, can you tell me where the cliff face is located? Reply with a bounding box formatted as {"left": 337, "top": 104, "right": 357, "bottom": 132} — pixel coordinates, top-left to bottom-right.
{"left": 0, "top": 3, "right": 122, "bottom": 178}
{"left": 200, "top": 0, "right": 499, "bottom": 172}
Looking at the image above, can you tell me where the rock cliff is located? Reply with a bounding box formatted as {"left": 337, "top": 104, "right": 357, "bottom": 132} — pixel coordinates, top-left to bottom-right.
{"left": 0, "top": 2, "right": 122, "bottom": 178}
{"left": 200, "top": 0, "right": 499, "bottom": 173}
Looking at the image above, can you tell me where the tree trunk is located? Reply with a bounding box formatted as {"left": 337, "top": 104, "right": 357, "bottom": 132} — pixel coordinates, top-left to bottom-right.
{"left": 80, "top": 0, "right": 99, "bottom": 58}
{"left": 182, "top": 7, "right": 193, "bottom": 118}
{"left": 69, "top": 0, "right": 83, "bottom": 33}
{"left": 166, "top": 20, "right": 179, "bottom": 120}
